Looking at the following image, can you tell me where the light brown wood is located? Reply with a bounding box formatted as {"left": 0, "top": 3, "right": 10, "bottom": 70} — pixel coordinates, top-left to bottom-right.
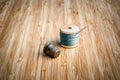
{"left": 0, "top": 0, "right": 120, "bottom": 80}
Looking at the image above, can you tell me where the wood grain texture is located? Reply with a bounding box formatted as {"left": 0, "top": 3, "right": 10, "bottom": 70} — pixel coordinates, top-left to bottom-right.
{"left": 0, "top": 0, "right": 120, "bottom": 80}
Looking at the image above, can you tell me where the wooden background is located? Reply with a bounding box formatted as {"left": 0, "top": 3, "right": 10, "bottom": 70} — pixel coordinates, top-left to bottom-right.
{"left": 0, "top": 0, "right": 120, "bottom": 80}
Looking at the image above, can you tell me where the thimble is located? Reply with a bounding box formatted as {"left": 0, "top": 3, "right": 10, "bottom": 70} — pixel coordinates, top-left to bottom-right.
{"left": 43, "top": 42, "right": 60, "bottom": 58}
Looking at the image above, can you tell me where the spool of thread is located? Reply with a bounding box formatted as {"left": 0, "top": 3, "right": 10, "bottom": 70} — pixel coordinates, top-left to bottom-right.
{"left": 43, "top": 42, "right": 60, "bottom": 58}
{"left": 60, "top": 25, "right": 80, "bottom": 48}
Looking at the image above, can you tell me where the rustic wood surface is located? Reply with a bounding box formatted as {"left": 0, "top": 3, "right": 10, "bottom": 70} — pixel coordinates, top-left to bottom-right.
{"left": 0, "top": 0, "right": 120, "bottom": 80}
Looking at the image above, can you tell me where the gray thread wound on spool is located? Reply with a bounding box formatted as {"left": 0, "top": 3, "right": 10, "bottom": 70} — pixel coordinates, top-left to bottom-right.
{"left": 43, "top": 42, "right": 60, "bottom": 58}
{"left": 60, "top": 32, "right": 79, "bottom": 46}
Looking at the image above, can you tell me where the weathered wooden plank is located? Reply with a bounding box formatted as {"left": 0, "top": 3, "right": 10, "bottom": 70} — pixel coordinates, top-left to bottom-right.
{"left": 0, "top": 0, "right": 120, "bottom": 80}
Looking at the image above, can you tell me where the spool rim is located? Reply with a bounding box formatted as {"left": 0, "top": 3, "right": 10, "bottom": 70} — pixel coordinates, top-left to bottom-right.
{"left": 60, "top": 43, "right": 79, "bottom": 48}
{"left": 60, "top": 25, "right": 80, "bottom": 34}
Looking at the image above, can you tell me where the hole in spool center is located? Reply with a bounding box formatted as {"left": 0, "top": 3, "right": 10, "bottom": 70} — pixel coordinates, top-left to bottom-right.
{"left": 68, "top": 27, "right": 72, "bottom": 29}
